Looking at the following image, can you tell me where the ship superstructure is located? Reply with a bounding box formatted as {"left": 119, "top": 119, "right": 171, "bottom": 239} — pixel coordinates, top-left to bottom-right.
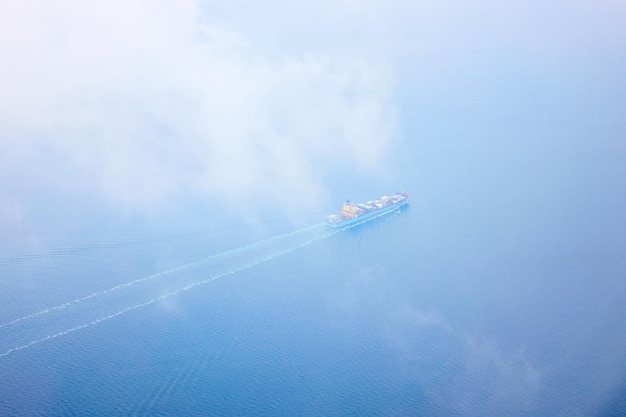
{"left": 325, "top": 192, "right": 409, "bottom": 228}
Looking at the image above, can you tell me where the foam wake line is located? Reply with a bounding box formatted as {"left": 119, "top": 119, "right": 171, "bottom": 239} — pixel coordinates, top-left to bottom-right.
{"left": 0, "top": 222, "right": 345, "bottom": 359}
{"left": 0, "top": 223, "right": 324, "bottom": 331}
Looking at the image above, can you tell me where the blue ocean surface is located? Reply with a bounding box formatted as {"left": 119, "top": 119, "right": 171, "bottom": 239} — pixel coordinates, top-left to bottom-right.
{"left": 1, "top": 204, "right": 625, "bottom": 416}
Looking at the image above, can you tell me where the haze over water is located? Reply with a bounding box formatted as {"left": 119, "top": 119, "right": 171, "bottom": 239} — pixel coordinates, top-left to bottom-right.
{"left": 1, "top": 1, "right": 626, "bottom": 416}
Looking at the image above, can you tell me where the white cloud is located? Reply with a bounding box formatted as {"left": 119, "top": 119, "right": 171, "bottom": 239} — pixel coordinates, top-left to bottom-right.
{"left": 3, "top": 0, "right": 622, "bottom": 229}
{"left": 382, "top": 302, "right": 545, "bottom": 415}
{"left": 0, "top": 0, "right": 396, "bottom": 218}
{"left": 448, "top": 335, "right": 545, "bottom": 416}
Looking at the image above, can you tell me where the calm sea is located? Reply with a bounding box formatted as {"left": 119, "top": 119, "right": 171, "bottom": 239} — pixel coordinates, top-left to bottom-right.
{"left": 1, "top": 205, "right": 625, "bottom": 416}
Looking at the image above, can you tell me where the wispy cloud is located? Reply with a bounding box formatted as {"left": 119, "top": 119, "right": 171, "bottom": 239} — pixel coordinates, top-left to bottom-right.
{"left": 2, "top": 0, "right": 623, "bottom": 236}
{"left": 0, "top": 1, "right": 396, "bottom": 222}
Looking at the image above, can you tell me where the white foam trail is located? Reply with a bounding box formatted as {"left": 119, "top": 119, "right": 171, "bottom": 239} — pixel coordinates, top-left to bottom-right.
{"left": 0, "top": 223, "right": 324, "bottom": 330}
{"left": 0, "top": 211, "right": 401, "bottom": 359}
{"left": 0, "top": 225, "right": 339, "bottom": 358}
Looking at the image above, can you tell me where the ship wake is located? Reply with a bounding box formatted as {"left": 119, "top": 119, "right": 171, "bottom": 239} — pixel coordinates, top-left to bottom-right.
{"left": 0, "top": 223, "right": 343, "bottom": 359}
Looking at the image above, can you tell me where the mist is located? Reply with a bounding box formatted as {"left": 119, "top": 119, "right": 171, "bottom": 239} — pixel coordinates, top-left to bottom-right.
{"left": 1, "top": 1, "right": 626, "bottom": 415}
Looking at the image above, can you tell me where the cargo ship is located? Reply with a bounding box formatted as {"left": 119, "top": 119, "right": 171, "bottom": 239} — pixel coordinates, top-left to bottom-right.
{"left": 326, "top": 192, "right": 409, "bottom": 228}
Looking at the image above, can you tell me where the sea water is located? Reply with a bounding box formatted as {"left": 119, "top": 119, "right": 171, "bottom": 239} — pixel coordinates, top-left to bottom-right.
{"left": 1, "top": 206, "right": 625, "bottom": 416}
